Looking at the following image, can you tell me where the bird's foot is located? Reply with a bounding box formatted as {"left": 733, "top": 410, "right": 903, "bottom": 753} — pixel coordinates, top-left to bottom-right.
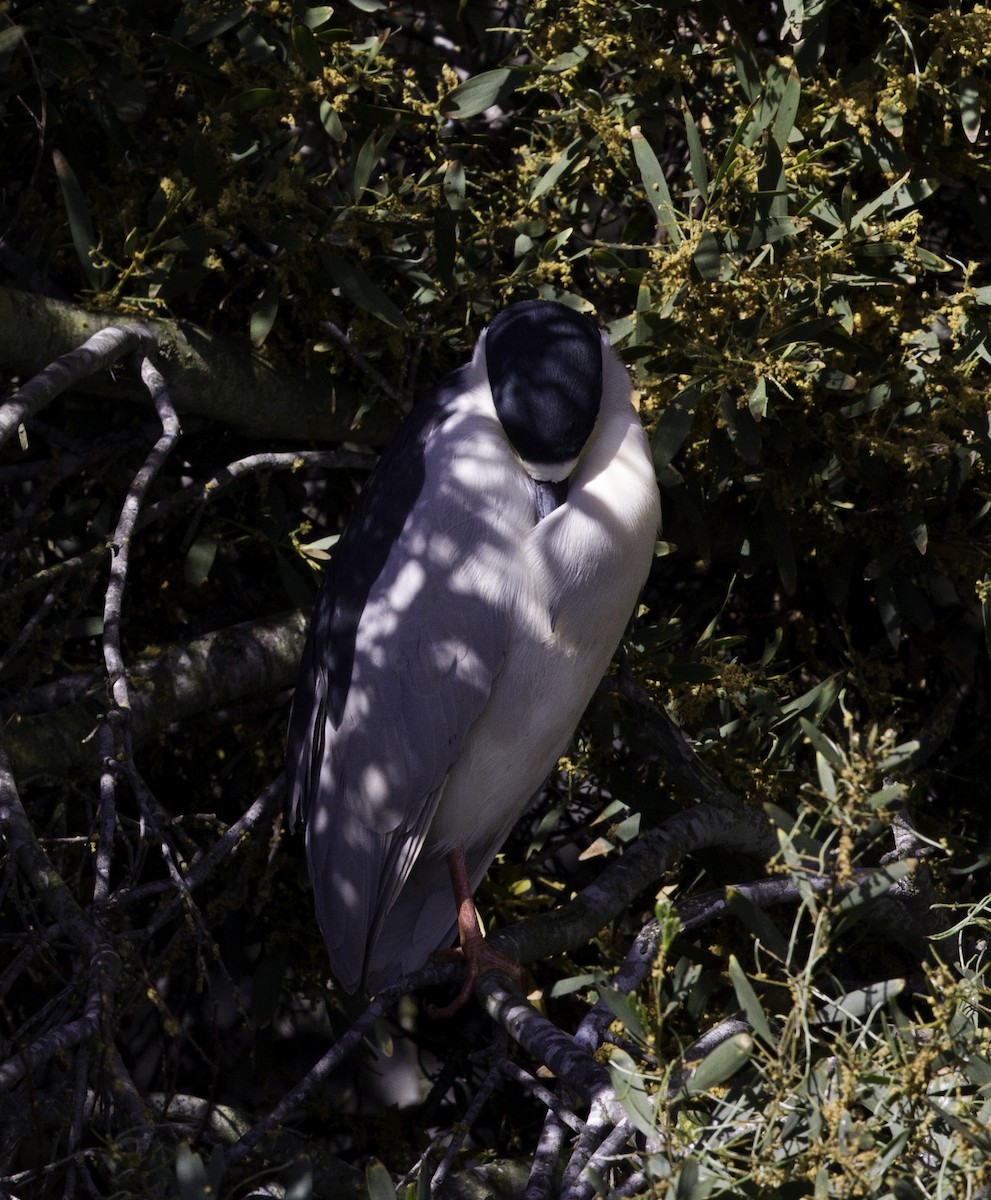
{"left": 426, "top": 939, "right": 525, "bottom": 1019}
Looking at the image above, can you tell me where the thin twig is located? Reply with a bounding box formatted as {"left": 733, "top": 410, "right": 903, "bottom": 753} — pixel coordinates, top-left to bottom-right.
{"left": 430, "top": 1051, "right": 505, "bottom": 1192}
{"left": 0, "top": 323, "right": 151, "bottom": 449}
{"left": 319, "top": 319, "right": 403, "bottom": 405}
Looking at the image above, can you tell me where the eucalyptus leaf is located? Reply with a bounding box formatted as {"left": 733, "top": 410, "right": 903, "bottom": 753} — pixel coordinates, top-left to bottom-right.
{"left": 441, "top": 67, "right": 528, "bottom": 119}
{"left": 595, "top": 985, "right": 647, "bottom": 1043}
{"left": 184, "top": 536, "right": 218, "bottom": 586}
{"left": 652, "top": 385, "right": 700, "bottom": 470}
{"left": 725, "top": 888, "right": 790, "bottom": 961}
{"left": 812, "top": 979, "right": 905, "bottom": 1024}
{"left": 680, "top": 1033, "right": 753, "bottom": 1096}
{"left": 249, "top": 281, "right": 279, "bottom": 348}
{"left": 728, "top": 955, "right": 775, "bottom": 1045}
{"left": 321, "top": 252, "right": 407, "bottom": 328}
{"left": 630, "top": 126, "right": 683, "bottom": 243}
{"left": 609, "top": 1049, "right": 658, "bottom": 1137}
{"left": 364, "top": 1160, "right": 397, "bottom": 1200}
{"left": 53, "top": 150, "right": 106, "bottom": 291}
{"left": 834, "top": 862, "right": 912, "bottom": 914}
{"left": 959, "top": 72, "right": 982, "bottom": 143}
{"left": 0, "top": 24, "right": 24, "bottom": 53}
{"left": 681, "top": 96, "right": 709, "bottom": 200}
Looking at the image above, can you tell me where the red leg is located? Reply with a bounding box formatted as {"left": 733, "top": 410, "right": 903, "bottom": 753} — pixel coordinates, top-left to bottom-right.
{"left": 427, "top": 847, "right": 525, "bottom": 1018}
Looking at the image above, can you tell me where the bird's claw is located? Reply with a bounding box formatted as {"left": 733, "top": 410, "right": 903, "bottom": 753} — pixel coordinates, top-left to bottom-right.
{"left": 426, "top": 941, "right": 525, "bottom": 1019}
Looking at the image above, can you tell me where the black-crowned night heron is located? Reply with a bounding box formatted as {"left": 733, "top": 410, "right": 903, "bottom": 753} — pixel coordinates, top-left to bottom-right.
{"left": 287, "top": 299, "right": 660, "bottom": 1012}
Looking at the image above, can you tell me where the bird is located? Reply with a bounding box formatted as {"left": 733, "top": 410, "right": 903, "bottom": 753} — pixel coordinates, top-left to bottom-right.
{"left": 286, "top": 299, "right": 660, "bottom": 1010}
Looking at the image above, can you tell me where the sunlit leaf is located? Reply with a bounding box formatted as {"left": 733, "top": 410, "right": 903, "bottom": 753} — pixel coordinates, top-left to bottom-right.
{"left": 609, "top": 1049, "right": 657, "bottom": 1137}
{"left": 680, "top": 1033, "right": 753, "bottom": 1096}
{"left": 834, "top": 862, "right": 912, "bottom": 914}
{"left": 441, "top": 68, "right": 528, "bottom": 119}
{"left": 728, "top": 955, "right": 775, "bottom": 1044}
{"left": 681, "top": 95, "right": 709, "bottom": 201}
{"left": 249, "top": 281, "right": 279, "bottom": 348}
{"left": 595, "top": 985, "right": 647, "bottom": 1043}
{"left": 812, "top": 979, "right": 905, "bottom": 1024}
{"left": 184, "top": 536, "right": 218, "bottom": 586}
{"left": 960, "top": 72, "right": 982, "bottom": 144}
{"left": 630, "top": 125, "right": 683, "bottom": 243}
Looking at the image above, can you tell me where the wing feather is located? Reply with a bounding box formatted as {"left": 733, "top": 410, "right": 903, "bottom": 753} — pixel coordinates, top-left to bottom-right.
{"left": 286, "top": 364, "right": 529, "bottom": 991}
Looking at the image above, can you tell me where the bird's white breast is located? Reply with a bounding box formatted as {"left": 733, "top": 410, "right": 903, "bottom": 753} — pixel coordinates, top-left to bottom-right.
{"left": 429, "top": 343, "right": 659, "bottom": 853}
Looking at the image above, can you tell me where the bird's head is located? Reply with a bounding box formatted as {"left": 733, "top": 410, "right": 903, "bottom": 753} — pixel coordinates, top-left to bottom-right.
{"left": 481, "top": 300, "right": 603, "bottom": 484}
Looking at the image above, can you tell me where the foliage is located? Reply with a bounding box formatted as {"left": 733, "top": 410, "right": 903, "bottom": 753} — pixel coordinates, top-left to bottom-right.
{"left": 605, "top": 814, "right": 991, "bottom": 1199}
{"left": 2, "top": 0, "right": 991, "bottom": 1197}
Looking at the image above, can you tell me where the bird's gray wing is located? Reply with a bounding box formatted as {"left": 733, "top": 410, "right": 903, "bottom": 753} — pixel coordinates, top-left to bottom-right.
{"left": 286, "top": 369, "right": 517, "bottom": 991}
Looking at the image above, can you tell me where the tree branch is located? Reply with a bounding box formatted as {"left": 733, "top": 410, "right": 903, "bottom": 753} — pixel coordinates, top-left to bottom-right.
{"left": 0, "top": 286, "right": 380, "bottom": 443}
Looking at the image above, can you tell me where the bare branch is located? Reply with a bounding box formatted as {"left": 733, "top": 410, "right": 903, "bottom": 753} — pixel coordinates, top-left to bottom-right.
{"left": 0, "top": 322, "right": 151, "bottom": 449}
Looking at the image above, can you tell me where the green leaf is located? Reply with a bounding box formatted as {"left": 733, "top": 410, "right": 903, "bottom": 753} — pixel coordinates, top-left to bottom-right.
{"left": 799, "top": 717, "right": 844, "bottom": 767}
{"left": 812, "top": 979, "right": 904, "bottom": 1024}
{"left": 175, "top": 1145, "right": 209, "bottom": 1200}
{"left": 224, "top": 88, "right": 280, "bottom": 113}
{"left": 353, "top": 126, "right": 397, "bottom": 201}
{"left": 0, "top": 25, "right": 24, "bottom": 54}
{"left": 630, "top": 126, "right": 683, "bottom": 243}
{"left": 249, "top": 281, "right": 280, "bottom": 348}
{"left": 693, "top": 230, "right": 722, "bottom": 281}
{"left": 681, "top": 96, "right": 709, "bottom": 201}
{"left": 651, "top": 385, "right": 700, "bottom": 472}
{"left": 730, "top": 41, "right": 761, "bottom": 104}
{"left": 319, "top": 99, "right": 345, "bottom": 141}
{"left": 680, "top": 1033, "right": 753, "bottom": 1096}
{"left": 364, "top": 1160, "right": 397, "bottom": 1200}
{"left": 725, "top": 887, "right": 790, "bottom": 960}
{"left": 595, "top": 985, "right": 647, "bottom": 1043}
{"left": 293, "top": 21, "right": 324, "bottom": 77}
{"left": 728, "top": 955, "right": 775, "bottom": 1044}
{"left": 184, "top": 536, "right": 218, "bottom": 586}
{"left": 834, "top": 862, "right": 912, "bottom": 914}
{"left": 301, "top": 7, "right": 335, "bottom": 28}
{"left": 285, "top": 1157, "right": 314, "bottom": 1200}
{"left": 321, "top": 252, "right": 406, "bottom": 328}
{"left": 675, "top": 1159, "right": 707, "bottom": 1200}
{"left": 960, "top": 72, "right": 982, "bottom": 144}
{"left": 720, "top": 392, "right": 761, "bottom": 464}
{"left": 609, "top": 1048, "right": 657, "bottom": 1137}
{"left": 764, "top": 315, "right": 840, "bottom": 351}
{"left": 530, "top": 138, "right": 585, "bottom": 202}
{"left": 783, "top": 0, "right": 804, "bottom": 37}
{"left": 709, "top": 101, "right": 756, "bottom": 196}
{"left": 916, "top": 246, "right": 953, "bottom": 272}
{"left": 771, "top": 65, "right": 801, "bottom": 149}
{"left": 53, "top": 150, "right": 106, "bottom": 291}
{"left": 816, "top": 751, "right": 837, "bottom": 800}
{"left": 441, "top": 68, "right": 528, "bottom": 119}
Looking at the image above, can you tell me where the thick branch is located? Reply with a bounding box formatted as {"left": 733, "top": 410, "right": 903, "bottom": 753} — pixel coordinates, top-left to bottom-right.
{"left": 491, "top": 801, "right": 778, "bottom": 970}
{"left": 5, "top": 610, "right": 307, "bottom": 781}
{"left": 0, "top": 286, "right": 379, "bottom": 443}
